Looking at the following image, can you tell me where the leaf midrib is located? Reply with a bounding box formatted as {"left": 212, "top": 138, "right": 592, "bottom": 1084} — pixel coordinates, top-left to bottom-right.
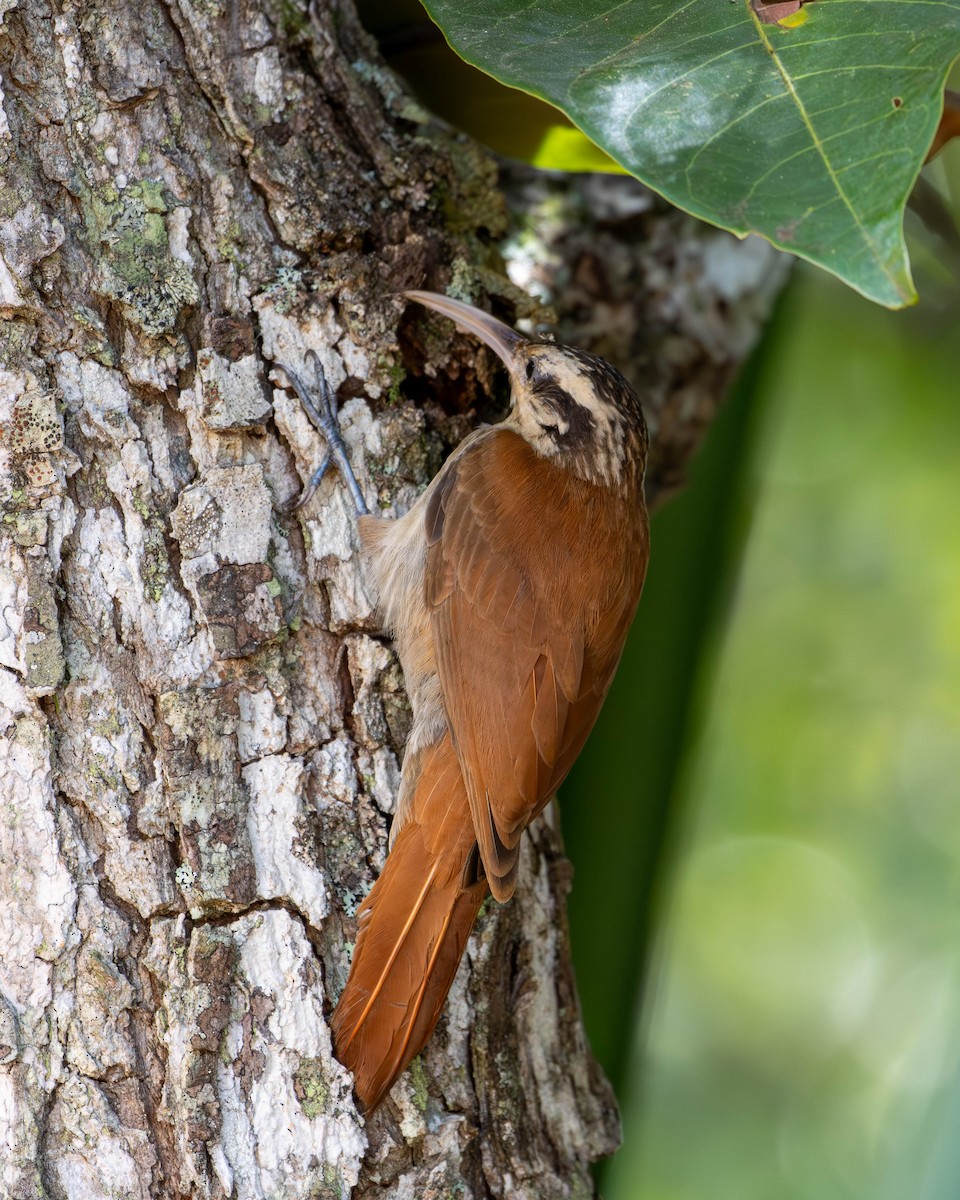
{"left": 750, "top": 4, "right": 905, "bottom": 296}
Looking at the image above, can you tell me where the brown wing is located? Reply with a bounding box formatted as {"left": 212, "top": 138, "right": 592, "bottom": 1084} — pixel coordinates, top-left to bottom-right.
{"left": 425, "top": 429, "right": 648, "bottom": 902}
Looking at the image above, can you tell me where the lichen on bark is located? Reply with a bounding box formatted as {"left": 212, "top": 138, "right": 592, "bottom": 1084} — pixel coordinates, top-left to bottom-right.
{"left": 0, "top": 0, "right": 786, "bottom": 1197}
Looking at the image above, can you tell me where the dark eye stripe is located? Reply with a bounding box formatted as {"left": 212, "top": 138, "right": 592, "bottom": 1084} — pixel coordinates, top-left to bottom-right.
{"left": 532, "top": 381, "right": 596, "bottom": 449}
{"left": 563, "top": 349, "right": 645, "bottom": 429}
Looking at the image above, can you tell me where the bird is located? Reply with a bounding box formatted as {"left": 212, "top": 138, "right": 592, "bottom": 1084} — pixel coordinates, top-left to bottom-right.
{"left": 284, "top": 290, "right": 650, "bottom": 1113}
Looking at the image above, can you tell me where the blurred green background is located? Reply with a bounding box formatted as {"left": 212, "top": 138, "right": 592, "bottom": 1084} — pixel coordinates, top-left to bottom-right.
{"left": 566, "top": 228, "right": 960, "bottom": 1199}
{"left": 357, "top": 3, "right": 960, "bottom": 1192}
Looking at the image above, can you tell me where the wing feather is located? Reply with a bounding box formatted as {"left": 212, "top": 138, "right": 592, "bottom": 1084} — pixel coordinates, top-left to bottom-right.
{"left": 425, "top": 429, "right": 648, "bottom": 901}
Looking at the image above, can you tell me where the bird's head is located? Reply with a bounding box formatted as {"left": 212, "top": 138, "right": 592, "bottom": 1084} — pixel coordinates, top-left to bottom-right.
{"left": 403, "top": 290, "right": 648, "bottom": 491}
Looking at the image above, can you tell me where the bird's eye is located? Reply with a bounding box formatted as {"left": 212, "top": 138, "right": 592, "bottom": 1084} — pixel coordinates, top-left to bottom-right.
{"left": 525, "top": 358, "right": 535, "bottom": 380}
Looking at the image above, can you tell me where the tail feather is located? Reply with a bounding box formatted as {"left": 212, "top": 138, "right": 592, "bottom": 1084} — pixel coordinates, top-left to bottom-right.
{"left": 331, "top": 734, "right": 488, "bottom": 1112}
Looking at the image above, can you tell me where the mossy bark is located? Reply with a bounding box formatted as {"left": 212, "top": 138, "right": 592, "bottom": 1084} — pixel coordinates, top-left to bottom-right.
{"left": 0, "top": 1, "right": 786, "bottom": 1197}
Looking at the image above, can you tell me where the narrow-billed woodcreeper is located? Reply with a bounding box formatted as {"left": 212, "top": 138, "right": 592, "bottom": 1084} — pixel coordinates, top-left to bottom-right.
{"left": 286, "top": 291, "right": 650, "bottom": 1113}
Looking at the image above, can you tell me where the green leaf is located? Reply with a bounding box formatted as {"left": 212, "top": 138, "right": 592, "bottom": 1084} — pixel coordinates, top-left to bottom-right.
{"left": 420, "top": 0, "right": 960, "bottom": 307}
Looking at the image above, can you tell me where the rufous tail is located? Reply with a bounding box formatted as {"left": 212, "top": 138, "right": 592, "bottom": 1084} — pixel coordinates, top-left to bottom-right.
{"left": 331, "top": 734, "right": 488, "bottom": 1112}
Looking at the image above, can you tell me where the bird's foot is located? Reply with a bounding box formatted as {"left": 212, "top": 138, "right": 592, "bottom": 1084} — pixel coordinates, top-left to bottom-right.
{"left": 282, "top": 351, "right": 369, "bottom": 516}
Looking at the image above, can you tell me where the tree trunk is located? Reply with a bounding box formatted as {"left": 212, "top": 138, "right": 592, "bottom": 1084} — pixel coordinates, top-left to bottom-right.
{"left": 0, "top": 1, "right": 786, "bottom": 1197}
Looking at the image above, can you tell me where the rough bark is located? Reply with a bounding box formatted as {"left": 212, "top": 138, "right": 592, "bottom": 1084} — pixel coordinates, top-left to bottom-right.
{"left": 0, "top": 1, "right": 787, "bottom": 1198}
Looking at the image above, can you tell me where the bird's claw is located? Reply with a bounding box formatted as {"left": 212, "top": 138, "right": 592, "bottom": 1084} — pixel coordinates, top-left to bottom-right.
{"left": 283, "top": 351, "right": 369, "bottom": 516}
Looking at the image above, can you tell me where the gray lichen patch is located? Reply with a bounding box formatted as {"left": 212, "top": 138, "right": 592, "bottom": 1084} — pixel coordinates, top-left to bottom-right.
{"left": 236, "top": 687, "right": 287, "bottom": 763}
{"left": 22, "top": 551, "right": 65, "bottom": 693}
{"left": 53, "top": 355, "right": 175, "bottom": 609}
{"left": 137, "top": 508, "right": 171, "bottom": 603}
{"left": 196, "top": 347, "right": 272, "bottom": 432}
{"left": 293, "top": 1056, "right": 330, "bottom": 1119}
{"left": 0, "top": 200, "right": 65, "bottom": 310}
{"left": 242, "top": 753, "right": 329, "bottom": 929}
{"left": 171, "top": 464, "right": 286, "bottom": 657}
{"left": 362, "top": 402, "right": 440, "bottom": 511}
{"left": 193, "top": 562, "right": 283, "bottom": 658}
{"left": 172, "top": 465, "right": 273, "bottom": 566}
{"left": 67, "top": 945, "right": 137, "bottom": 1079}
{"left": 157, "top": 685, "right": 255, "bottom": 912}
{"left": 0, "top": 528, "right": 65, "bottom": 694}
{"left": 57, "top": 353, "right": 139, "bottom": 446}
{"left": 90, "top": 180, "right": 198, "bottom": 337}
{"left": 0, "top": 993, "right": 20, "bottom": 1066}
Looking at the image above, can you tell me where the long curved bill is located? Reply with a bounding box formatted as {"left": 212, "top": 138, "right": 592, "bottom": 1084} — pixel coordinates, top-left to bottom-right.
{"left": 402, "top": 290, "right": 524, "bottom": 367}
